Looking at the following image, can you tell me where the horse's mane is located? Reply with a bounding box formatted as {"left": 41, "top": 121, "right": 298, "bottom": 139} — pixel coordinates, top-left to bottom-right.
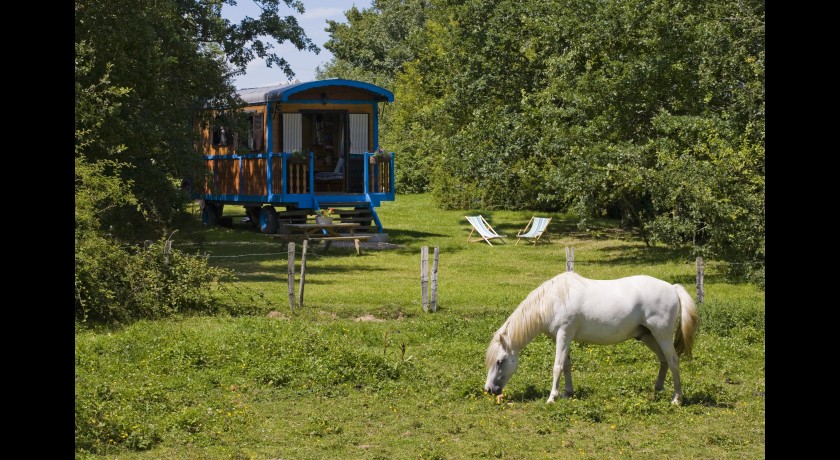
{"left": 486, "top": 272, "right": 582, "bottom": 367}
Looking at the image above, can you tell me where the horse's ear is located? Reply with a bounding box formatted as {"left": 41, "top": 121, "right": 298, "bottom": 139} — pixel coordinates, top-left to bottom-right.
{"left": 499, "top": 333, "right": 510, "bottom": 352}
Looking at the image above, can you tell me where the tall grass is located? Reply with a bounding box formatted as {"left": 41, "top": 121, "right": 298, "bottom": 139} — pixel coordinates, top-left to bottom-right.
{"left": 75, "top": 193, "right": 764, "bottom": 459}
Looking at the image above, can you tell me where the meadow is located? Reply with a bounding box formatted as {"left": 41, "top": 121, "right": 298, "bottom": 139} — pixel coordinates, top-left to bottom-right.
{"left": 75, "top": 193, "right": 765, "bottom": 459}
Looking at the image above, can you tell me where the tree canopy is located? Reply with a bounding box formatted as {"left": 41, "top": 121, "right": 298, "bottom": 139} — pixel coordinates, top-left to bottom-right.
{"left": 75, "top": 1, "right": 320, "bottom": 321}
{"left": 75, "top": 0, "right": 318, "bottom": 238}
{"left": 320, "top": 0, "right": 764, "bottom": 283}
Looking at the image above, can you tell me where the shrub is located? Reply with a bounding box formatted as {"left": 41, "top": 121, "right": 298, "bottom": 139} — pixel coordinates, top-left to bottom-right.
{"left": 75, "top": 233, "right": 234, "bottom": 324}
{"left": 699, "top": 299, "right": 765, "bottom": 337}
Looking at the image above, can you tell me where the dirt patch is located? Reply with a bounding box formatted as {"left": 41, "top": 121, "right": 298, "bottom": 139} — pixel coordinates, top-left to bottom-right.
{"left": 318, "top": 311, "right": 338, "bottom": 320}
{"left": 355, "top": 314, "right": 384, "bottom": 322}
{"left": 267, "top": 311, "right": 290, "bottom": 320}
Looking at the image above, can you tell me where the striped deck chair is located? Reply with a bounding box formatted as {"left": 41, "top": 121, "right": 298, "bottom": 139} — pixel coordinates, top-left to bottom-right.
{"left": 315, "top": 157, "right": 345, "bottom": 181}
{"left": 515, "top": 216, "right": 552, "bottom": 245}
{"left": 466, "top": 215, "right": 506, "bottom": 246}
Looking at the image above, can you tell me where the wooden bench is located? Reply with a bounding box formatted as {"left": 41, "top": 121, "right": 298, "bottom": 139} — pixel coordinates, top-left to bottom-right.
{"left": 270, "top": 233, "right": 373, "bottom": 255}
{"left": 311, "top": 235, "right": 373, "bottom": 255}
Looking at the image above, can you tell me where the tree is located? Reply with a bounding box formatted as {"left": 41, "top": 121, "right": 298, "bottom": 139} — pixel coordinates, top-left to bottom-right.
{"left": 75, "top": 0, "right": 320, "bottom": 322}
{"left": 318, "top": 0, "right": 764, "bottom": 282}
{"left": 75, "top": 0, "right": 318, "bottom": 238}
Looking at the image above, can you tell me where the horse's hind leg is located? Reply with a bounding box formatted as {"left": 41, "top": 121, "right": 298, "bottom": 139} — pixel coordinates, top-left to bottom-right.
{"left": 654, "top": 336, "right": 682, "bottom": 405}
{"left": 639, "top": 332, "right": 668, "bottom": 392}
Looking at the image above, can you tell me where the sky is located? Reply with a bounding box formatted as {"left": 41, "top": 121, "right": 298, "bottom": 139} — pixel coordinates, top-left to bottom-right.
{"left": 222, "top": 0, "right": 374, "bottom": 89}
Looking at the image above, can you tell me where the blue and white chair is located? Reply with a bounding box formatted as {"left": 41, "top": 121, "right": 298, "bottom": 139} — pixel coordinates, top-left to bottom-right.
{"left": 515, "top": 216, "right": 552, "bottom": 245}
{"left": 466, "top": 215, "right": 506, "bottom": 246}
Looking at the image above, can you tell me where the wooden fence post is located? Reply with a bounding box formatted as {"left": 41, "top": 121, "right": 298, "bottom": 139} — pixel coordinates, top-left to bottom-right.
{"left": 163, "top": 239, "right": 172, "bottom": 267}
{"left": 163, "top": 230, "right": 177, "bottom": 267}
{"left": 565, "top": 246, "right": 575, "bottom": 272}
{"left": 421, "top": 246, "right": 429, "bottom": 312}
{"left": 287, "top": 242, "right": 296, "bottom": 310}
{"left": 696, "top": 256, "right": 704, "bottom": 304}
{"left": 430, "top": 247, "right": 439, "bottom": 312}
{"left": 298, "top": 240, "right": 308, "bottom": 308}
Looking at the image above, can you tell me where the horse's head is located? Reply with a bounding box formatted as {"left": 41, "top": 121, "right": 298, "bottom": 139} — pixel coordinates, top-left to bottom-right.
{"left": 484, "top": 332, "right": 519, "bottom": 396}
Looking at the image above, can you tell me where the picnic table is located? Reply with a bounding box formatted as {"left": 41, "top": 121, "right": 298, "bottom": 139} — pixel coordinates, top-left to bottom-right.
{"left": 271, "top": 222, "right": 372, "bottom": 255}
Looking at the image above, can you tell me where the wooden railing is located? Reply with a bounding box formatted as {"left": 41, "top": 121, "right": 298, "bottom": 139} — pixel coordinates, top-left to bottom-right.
{"left": 198, "top": 150, "right": 393, "bottom": 200}
{"left": 286, "top": 159, "right": 309, "bottom": 194}
{"left": 367, "top": 152, "right": 393, "bottom": 194}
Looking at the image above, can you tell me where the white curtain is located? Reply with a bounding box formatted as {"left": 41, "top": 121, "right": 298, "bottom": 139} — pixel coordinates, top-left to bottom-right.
{"left": 282, "top": 113, "right": 302, "bottom": 152}
{"left": 349, "top": 114, "right": 368, "bottom": 154}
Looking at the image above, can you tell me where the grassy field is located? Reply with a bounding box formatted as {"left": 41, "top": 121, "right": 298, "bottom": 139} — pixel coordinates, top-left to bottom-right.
{"left": 74, "top": 193, "right": 765, "bottom": 459}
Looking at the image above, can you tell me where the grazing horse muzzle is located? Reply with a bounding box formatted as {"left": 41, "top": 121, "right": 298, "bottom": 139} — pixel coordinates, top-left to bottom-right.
{"left": 485, "top": 384, "right": 502, "bottom": 395}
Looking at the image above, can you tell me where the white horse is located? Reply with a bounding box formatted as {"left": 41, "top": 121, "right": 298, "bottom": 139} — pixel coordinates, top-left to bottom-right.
{"left": 484, "top": 272, "right": 698, "bottom": 405}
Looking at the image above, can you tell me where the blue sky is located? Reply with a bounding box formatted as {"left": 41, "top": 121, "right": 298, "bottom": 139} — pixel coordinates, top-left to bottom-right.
{"left": 222, "top": 0, "right": 373, "bottom": 88}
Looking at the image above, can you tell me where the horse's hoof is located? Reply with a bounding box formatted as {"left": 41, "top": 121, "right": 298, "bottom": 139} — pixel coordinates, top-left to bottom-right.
{"left": 546, "top": 395, "right": 557, "bottom": 403}
{"left": 671, "top": 397, "right": 682, "bottom": 406}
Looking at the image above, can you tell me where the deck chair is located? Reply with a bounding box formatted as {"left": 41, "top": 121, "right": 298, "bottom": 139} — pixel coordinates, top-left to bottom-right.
{"left": 466, "top": 215, "right": 506, "bottom": 246}
{"left": 515, "top": 216, "right": 552, "bottom": 245}
{"left": 315, "top": 156, "right": 345, "bottom": 182}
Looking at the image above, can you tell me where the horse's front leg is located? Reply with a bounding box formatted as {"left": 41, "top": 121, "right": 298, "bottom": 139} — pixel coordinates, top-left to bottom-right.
{"left": 547, "top": 332, "right": 572, "bottom": 403}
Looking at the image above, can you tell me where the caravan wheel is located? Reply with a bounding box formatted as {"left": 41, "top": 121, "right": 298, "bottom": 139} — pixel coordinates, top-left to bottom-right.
{"left": 245, "top": 206, "right": 261, "bottom": 229}
{"left": 201, "top": 203, "right": 219, "bottom": 227}
{"left": 259, "top": 206, "right": 279, "bottom": 234}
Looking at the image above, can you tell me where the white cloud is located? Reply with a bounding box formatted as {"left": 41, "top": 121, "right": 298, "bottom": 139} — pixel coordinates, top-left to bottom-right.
{"left": 301, "top": 7, "right": 345, "bottom": 21}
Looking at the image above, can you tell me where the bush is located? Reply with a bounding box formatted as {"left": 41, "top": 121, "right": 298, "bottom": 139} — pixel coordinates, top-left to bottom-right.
{"left": 75, "top": 233, "right": 234, "bottom": 324}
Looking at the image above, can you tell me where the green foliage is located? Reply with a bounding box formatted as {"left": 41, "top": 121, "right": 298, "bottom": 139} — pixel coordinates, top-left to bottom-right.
{"left": 75, "top": 41, "right": 137, "bottom": 235}
{"left": 323, "top": 0, "right": 764, "bottom": 283}
{"left": 75, "top": 0, "right": 318, "bottom": 238}
{"left": 319, "top": 0, "right": 430, "bottom": 87}
{"left": 74, "top": 234, "right": 234, "bottom": 324}
{"left": 699, "top": 298, "right": 765, "bottom": 337}
{"left": 75, "top": 0, "right": 321, "bottom": 325}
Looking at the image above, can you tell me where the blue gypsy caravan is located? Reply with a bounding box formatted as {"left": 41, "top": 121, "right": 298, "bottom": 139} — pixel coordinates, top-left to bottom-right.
{"left": 193, "top": 79, "right": 395, "bottom": 235}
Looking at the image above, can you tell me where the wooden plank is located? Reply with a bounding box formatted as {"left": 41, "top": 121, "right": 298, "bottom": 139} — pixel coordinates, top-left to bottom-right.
{"left": 430, "top": 247, "right": 439, "bottom": 313}
{"left": 421, "top": 246, "right": 429, "bottom": 312}
{"left": 287, "top": 242, "right": 296, "bottom": 310}
{"left": 299, "top": 240, "right": 308, "bottom": 308}
{"left": 308, "top": 236, "right": 372, "bottom": 242}
{"left": 268, "top": 234, "right": 306, "bottom": 240}
{"left": 314, "top": 235, "right": 372, "bottom": 255}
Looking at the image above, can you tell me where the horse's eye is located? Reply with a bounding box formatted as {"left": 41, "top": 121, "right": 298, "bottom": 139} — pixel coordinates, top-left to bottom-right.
{"left": 496, "top": 359, "right": 504, "bottom": 366}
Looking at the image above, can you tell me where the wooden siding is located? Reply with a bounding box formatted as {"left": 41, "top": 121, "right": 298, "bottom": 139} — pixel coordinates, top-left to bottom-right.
{"left": 215, "top": 158, "right": 240, "bottom": 195}
{"left": 271, "top": 159, "right": 283, "bottom": 195}
{"left": 242, "top": 158, "right": 267, "bottom": 195}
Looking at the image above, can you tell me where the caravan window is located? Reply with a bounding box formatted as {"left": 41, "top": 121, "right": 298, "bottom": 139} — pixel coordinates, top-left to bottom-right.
{"left": 211, "top": 111, "right": 264, "bottom": 152}
{"left": 212, "top": 123, "right": 232, "bottom": 147}
{"left": 238, "top": 112, "right": 264, "bottom": 152}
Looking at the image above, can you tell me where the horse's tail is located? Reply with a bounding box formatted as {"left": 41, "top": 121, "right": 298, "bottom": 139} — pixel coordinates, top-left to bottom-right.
{"left": 673, "top": 284, "right": 699, "bottom": 358}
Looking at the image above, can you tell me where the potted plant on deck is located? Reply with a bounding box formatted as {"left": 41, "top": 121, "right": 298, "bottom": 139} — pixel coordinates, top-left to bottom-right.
{"left": 289, "top": 150, "right": 308, "bottom": 163}
{"left": 315, "top": 208, "right": 335, "bottom": 225}
{"left": 371, "top": 146, "right": 390, "bottom": 164}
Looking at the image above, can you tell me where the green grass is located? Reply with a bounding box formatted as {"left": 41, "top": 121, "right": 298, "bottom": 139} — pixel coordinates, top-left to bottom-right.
{"left": 75, "top": 193, "right": 765, "bottom": 459}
